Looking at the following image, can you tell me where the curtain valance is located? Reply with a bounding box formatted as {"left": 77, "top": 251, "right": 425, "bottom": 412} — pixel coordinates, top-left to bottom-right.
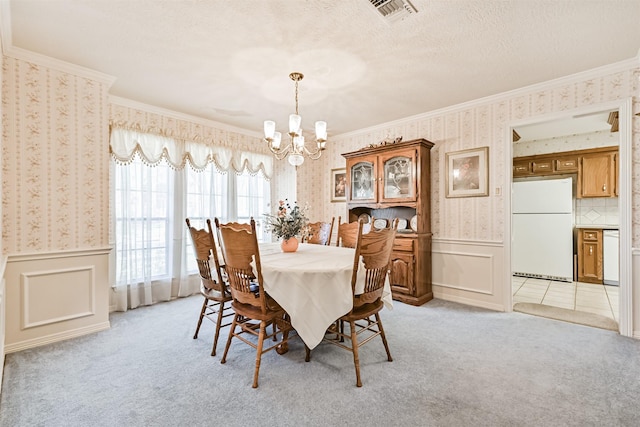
{"left": 109, "top": 128, "right": 273, "bottom": 179}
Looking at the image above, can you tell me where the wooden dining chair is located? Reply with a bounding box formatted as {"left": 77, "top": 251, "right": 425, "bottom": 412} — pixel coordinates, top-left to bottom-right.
{"left": 304, "top": 218, "right": 335, "bottom": 245}
{"left": 323, "top": 218, "right": 398, "bottom": 387}
{"left": 185, "top": 218, "right": 234, "bottom": 357}
{"left": 335, "top": 216, "right": 361, "bottom": 248}
{"left": 214, "top": 217, "right": 296, "bottom": 388}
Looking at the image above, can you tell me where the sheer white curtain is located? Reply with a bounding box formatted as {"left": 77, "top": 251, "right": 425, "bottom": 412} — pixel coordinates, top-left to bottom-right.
{"left": 110, "top": 129, "right": 272, "bottom": 311}
{"left": 112, "top": 158, "right": 188, "bottom": 310}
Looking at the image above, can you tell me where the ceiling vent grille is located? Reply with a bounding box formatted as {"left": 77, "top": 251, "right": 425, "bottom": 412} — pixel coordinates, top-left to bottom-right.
{"left": 368, "top": 0, "right": 418, "bottom": 23}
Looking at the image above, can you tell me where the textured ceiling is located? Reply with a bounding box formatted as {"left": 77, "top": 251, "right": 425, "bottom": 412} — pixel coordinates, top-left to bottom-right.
{"left": 4, "top": 0, "right": 640, "bottom": 138}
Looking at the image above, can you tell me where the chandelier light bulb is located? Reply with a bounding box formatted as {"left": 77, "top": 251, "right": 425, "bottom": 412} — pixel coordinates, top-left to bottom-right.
{"left": 264, "top": 120, "right": 276, "bottom": 140}
{"left": 289, "top": 114, "right": 302, "bottom": 135}
{"left": 272, "top": 132, "right": 282, "bottom": 149}
{"left": 315, "top": 121, "right": 327, "bottom": 141}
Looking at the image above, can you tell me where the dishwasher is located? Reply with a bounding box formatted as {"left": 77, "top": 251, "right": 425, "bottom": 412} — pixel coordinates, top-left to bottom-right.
{"left": 603, "top": 230, "right": 619, "bottom": 286}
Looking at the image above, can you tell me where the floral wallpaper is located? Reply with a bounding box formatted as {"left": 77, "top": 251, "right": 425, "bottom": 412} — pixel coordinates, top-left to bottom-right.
{"left": 109, "top": 102, "right": 267, "bottom": 155}
{"left": 3, "top": 54, "right": 639, "bottom": 256}
{"left": 2, "top": 57, "right": 110, "bottom": 254}
{"left": 298, "top": 67, "right": 640, "bottom": 246}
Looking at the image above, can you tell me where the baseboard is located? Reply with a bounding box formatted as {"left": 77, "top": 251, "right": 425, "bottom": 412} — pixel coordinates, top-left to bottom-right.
{"left": 432, "top": 290, "right": 505, "bottom": 312}
{"left": 4, "top": 321, "right": 111, "bottom": 354}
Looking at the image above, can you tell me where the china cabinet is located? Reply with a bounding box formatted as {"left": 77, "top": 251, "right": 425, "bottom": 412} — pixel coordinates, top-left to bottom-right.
{"left": 342, "top": 138, "right": 434, "bottom": 306}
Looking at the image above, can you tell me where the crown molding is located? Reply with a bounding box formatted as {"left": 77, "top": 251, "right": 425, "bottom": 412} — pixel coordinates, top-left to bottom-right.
{"left": 335, "top": 53, "right": 640, "bottom": 140}
{"left": 4, "top": 45, "right": 116, "bottom": 86}
{"left": 109, "top": 95, "right": 263, "bottom": 139}
{"left": 1, "top": 0, "right": 114, "bottom": 86}
{"left": 0, "top": 0, "right": 11, "bottom": 54}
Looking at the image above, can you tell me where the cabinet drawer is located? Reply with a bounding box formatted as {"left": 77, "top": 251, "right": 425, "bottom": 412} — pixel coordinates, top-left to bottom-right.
{"left": 513, "top": 161, "right": 531, "bottom": 176}
{"left": 582, "top": 230, "right": 599, "bottom": 241}
{"left": 393, "top": 238, "right": 414, "bottom": 252}
{"left": 532, "top": 160, "right": 552, "bottom": 173}
{"left": 555, "top": 157, "right": 578, "bottom": 172}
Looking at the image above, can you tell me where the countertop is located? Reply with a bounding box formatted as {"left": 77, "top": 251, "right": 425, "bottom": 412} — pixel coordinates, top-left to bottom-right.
{"left": 574, "top": 224, "right": 619, "bottom": 230}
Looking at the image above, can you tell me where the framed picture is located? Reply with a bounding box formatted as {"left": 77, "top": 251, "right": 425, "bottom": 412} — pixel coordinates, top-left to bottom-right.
{"left": 331, "top": 168, "right": 347, "bottom": 202}
{"left": 445, "top": 147, "right": 489, "bottom": 198}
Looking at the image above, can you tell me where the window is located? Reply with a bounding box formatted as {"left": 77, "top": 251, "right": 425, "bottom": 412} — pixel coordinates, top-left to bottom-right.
{"left": 235, "top": 171, "right": 271, "bottom": 241}
{"left": 113, "top": 157, "right": 271, "bottom": 305}
{"left": 114, "top": 158, "right": 174, "bottom": 282}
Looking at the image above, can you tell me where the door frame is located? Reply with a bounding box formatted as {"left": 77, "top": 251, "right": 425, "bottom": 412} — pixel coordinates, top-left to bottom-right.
{"left": 504, "top": 98, "right": 633, "bottom": 337}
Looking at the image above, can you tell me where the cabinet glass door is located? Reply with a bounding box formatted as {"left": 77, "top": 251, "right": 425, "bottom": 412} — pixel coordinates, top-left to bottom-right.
{"left": 350, "top": 161, "right": 375, "bottom": 201}
{"left": 382, "top": 154, "right": 415, "bottom": 200}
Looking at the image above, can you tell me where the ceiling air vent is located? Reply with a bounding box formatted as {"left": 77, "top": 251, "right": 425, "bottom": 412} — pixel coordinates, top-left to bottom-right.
{"left": 368, "top": 0, "right": 418, "bottom": 23}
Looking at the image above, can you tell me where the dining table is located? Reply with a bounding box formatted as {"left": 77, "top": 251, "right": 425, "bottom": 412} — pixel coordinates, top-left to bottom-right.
{"left": 256, "top": 242, "right": 393, "bottom": 350}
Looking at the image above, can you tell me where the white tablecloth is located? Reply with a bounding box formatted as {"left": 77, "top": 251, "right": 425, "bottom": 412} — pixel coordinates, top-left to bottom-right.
{"left": 257, "top": 242, "right": 393, "bottom": 349}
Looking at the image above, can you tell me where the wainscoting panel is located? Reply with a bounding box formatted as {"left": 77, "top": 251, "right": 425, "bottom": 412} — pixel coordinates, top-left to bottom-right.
{"left": 0, "top": 261, "right": 6, "bottom": 394}
{"left": 4, "top": 249, "right": 111, "bottom": 353}
{"left": 22, "top": 266, "right": 95, "bottom": 329}
{"left": 632, "top": 249, "right": 640, "bottom": 339}
{"left": 432, "top": 239, "right": 506, "bottom": 311}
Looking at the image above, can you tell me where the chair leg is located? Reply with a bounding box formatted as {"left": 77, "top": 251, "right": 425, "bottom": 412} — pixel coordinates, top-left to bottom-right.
{"left": 252, "top": 321, "right": 267, "bottom": 388}
{"left": 349, "top": 320, "right": 362, "bottom": 387}
{"left": 210, "top": 301, "right": 225, "bottom": 357}
{"left": 193, "top": 297, "right": 208, "bottom": 339}
{"left": 220, "top": 314, "right": 238, "bottom": 364}
{"left": 375, "top": 313, "right": 393, "bottom": 362}
{"left": 305, "top": 344, "right": 311, "bottom": 362}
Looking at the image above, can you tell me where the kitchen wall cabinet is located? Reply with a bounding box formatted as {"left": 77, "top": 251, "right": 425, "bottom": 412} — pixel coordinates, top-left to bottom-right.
{"left": 342, "top": 138, "right": 434, "bottom": 306}
{"left": 513, "top": 146, "right": 618, "bottom": 198}
{"left": 577, "top": 151, "right": 616, "bottom": 198}
{"left": 513, "top": 154, "right": 578, "bottom": 177}
{"left": 577, "top": 228, "right": 603, "bottom": 284}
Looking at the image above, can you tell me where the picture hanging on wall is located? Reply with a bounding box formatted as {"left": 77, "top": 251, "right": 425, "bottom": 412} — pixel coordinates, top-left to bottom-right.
{"left": 445, "top": 146, "right": 489, "bottom": 198}
{"left": 331, "top": 168, "right": 347, "bottom": 202}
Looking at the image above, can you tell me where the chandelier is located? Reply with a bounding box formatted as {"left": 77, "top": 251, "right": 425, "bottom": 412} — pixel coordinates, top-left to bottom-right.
{"left": 263, "top": 72, "right": 327, "bottom": 166}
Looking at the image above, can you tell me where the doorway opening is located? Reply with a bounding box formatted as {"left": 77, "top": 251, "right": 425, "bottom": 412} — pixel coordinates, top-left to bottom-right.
{"left": 507, "top": 99, "right": 632, "bottom": 336}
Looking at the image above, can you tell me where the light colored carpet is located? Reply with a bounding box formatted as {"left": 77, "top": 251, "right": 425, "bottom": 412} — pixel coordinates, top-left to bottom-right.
{"left": 513, "top": 302, "right": 618, "bottom": 331}
{"left": 2, "top": 296, "right": 640, "bottom": 426}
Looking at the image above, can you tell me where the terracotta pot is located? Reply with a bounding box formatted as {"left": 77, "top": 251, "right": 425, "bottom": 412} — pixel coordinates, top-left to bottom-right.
{"left": 280, "top": 236, "right": 299, "bottom": 253}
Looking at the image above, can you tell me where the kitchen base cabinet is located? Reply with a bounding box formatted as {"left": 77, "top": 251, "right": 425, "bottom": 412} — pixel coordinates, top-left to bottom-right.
{"left": 577, "top": 228, "right": 603, "bottom": 284}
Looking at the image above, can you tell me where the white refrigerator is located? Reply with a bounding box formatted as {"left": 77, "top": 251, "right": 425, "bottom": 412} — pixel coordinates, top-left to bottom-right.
{"left": 512, "top": 177, "right": 574, "bottom": 282}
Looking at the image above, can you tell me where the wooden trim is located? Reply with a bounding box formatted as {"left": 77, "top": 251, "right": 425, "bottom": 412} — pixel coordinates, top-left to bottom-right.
{"left": 514, "top": 145, "right": 618, "bottom": 163}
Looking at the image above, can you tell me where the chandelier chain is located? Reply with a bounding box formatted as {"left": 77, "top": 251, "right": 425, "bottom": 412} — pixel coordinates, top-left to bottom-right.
{"left": 294, "top": 79, "right": 299, "bottom": 115}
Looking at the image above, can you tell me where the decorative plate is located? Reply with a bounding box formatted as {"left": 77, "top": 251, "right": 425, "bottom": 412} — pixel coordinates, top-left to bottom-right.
{"left": 358, "top": 213, "right": 371, "bottom": 224}
{"left": 397, "top": 218, "right": 408, "bottom": 229}
{"left": 410, "top": 215, "right": 418, "bottom": 232}
{"left": 373, "top": 218, "right": 388, "bottom": 229}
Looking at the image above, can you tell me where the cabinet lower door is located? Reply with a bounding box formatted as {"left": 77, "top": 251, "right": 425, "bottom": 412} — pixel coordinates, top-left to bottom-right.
{"left": 580, "top": 241, "right": 601, "bottom": 282}
{"left": 390, "top": 252, "right": 414, "bottom": 295}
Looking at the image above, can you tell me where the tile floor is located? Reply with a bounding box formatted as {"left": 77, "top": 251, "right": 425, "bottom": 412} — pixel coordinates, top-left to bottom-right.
{"left": 512, "top": 276, "right": 619, "bottom": 322}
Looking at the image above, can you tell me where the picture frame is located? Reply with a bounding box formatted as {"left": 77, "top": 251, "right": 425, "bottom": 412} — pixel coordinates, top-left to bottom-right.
{"left": 331, "top": 168, "right": 347, "bottom": 202}
{"left": 445, "top": 147, "right": 489, "bottom": 198}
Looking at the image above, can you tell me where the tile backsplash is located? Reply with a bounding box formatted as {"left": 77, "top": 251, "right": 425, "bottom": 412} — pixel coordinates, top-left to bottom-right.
{"left": 575, "top": 197, "right": 619, "bottom": 226}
